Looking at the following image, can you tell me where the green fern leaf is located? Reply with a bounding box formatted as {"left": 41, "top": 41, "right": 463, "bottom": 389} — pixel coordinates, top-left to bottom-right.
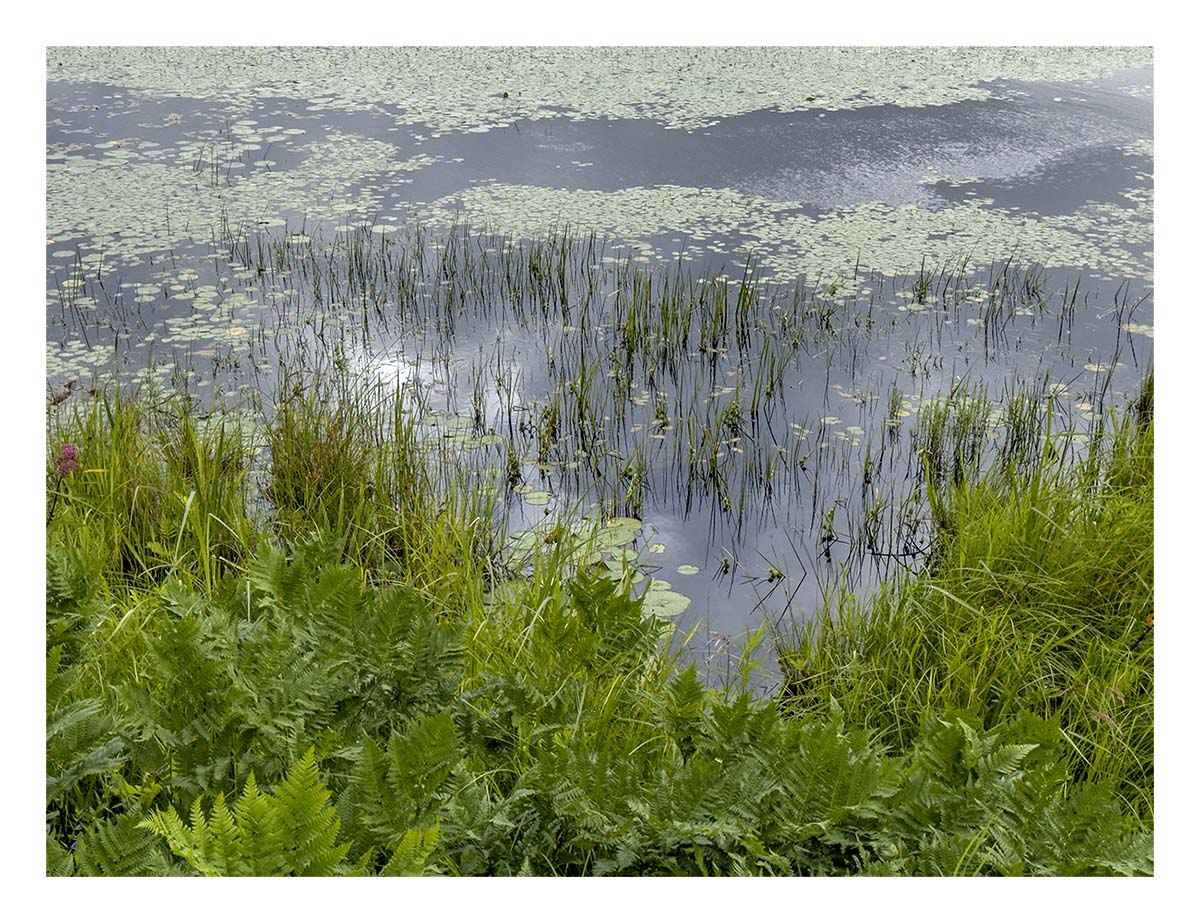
{"left": 46, "top": 832, "right": 74, "bottom": 876}
{"left": 380, "top": 827, "right": 440, "bottom": 876}
{"left": 73, "top": 814, "right": 174, "bottom": 876}
{"left": 273, "top": 748, "right": 352, "bottom": 875}
{"left": 143, "top": 749, "right": 352, "bottom": 876}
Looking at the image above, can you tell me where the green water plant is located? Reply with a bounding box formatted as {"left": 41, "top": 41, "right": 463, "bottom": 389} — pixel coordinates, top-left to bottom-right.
{"left": 779, "top": 375, "right": 1154, "bottom": 815}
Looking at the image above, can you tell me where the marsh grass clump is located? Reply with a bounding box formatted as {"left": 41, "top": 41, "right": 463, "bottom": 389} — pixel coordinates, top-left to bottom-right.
{"left": 915, "top": 382, "right": 993, "bottom": 493}
{"left": 263, "top": 373, "right": 499, "bottom": 608}
{"left": 778, "top": 374, "right": 1154, "bottom": 816}
{"left": 46, "top": 388, "right": 257, "bottom": 593}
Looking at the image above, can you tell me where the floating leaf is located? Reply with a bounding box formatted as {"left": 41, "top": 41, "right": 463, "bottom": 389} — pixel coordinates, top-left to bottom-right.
{"left": 437, "top": 415, "right": 476, "bottom": 434}
{"left": 642, "top": 587, "right": 691, "bottom": 619}
{"left": 594, "top": 517, "right": 641, "bottom": 548}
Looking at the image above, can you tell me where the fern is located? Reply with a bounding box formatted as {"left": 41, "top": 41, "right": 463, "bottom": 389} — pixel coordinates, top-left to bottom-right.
{"left": 46, "top": 646, "right": 127, "bottom": 847}
{"left": 46, "top": 833, "right": 75, "bottom": 877}
{"left": 664, "top": 664, "right": 708, "bottom": 759}
{"left": 345, "top": 713, "right": 462, "bottom": 868}
{"left": 46, "top": 546, "right": 99, "bottom": 657}
{"left": 143, "top": 748, "right": 352, "bottom": 876}
{"left": 379, "top": 827, "right": 441, "bottom": 876}
{"left": 68, "top": 814, "right": 175, "bottom": 876}
{"left": 114, "top": 539, "right": 454, "bottom": 801}
{"left": 860, "top": 716, "right": 1153, "bottom": 875}
{"left": 46, "top": 649, "right": 125, "bottom": 804}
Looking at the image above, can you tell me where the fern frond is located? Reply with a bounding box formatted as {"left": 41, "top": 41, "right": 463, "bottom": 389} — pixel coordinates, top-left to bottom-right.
{"left": 73, "top": 814, "right": 175, "bottom": 876}
{"left": 273, "top": 748, "right": 352, "bottom": 875}
{"left": 46, "top": 832, "right": 74, "bottom": 877}
{"left": 380, "top": 827, "right": 441, "bottom": 876}
{"left": 143, "top": 749, "right": 353, "bottom": 876}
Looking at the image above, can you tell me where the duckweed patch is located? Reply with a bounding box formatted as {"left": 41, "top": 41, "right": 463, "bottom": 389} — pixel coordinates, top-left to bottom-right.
{"left": 416, "top": 181, "right": 1152, "bottom": 282}
{"left": 48, "top": 47, "right": 1151, "bottom": 133}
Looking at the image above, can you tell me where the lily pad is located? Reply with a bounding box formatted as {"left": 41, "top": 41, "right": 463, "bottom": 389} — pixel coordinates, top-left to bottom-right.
{"left": 504, "top": 529, "right": 539, "bottom": 553}
{"left": 423, "top": 412, "right": 474, "bottom": 433}
{"left": 594, "top": 516, "right": 641, "bottom": 548}
{"left": 642, "top": 587, "right": 692, "bottom": 619}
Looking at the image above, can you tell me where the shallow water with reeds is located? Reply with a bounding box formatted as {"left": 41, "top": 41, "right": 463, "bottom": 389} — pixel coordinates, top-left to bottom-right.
{"left": 45, "top": 48, "right": 1153, "bottom": 663}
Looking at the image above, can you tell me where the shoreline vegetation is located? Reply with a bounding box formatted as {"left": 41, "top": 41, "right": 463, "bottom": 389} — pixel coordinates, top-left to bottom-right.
{"left": 46, "top": 369, "right": 1152, "bottom": 873}
{"left": 45, "top": 242, "right": 1153, "bottom": 873}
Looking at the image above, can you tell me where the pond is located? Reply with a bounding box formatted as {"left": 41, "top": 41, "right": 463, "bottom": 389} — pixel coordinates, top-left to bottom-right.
{"left": 45, "top": 47, "right": 1153, "bottom": 663}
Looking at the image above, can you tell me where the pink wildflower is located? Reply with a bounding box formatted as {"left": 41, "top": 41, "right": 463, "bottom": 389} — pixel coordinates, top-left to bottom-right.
{"left": 55, "top": 444, "right": 79, "bottom": 476}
